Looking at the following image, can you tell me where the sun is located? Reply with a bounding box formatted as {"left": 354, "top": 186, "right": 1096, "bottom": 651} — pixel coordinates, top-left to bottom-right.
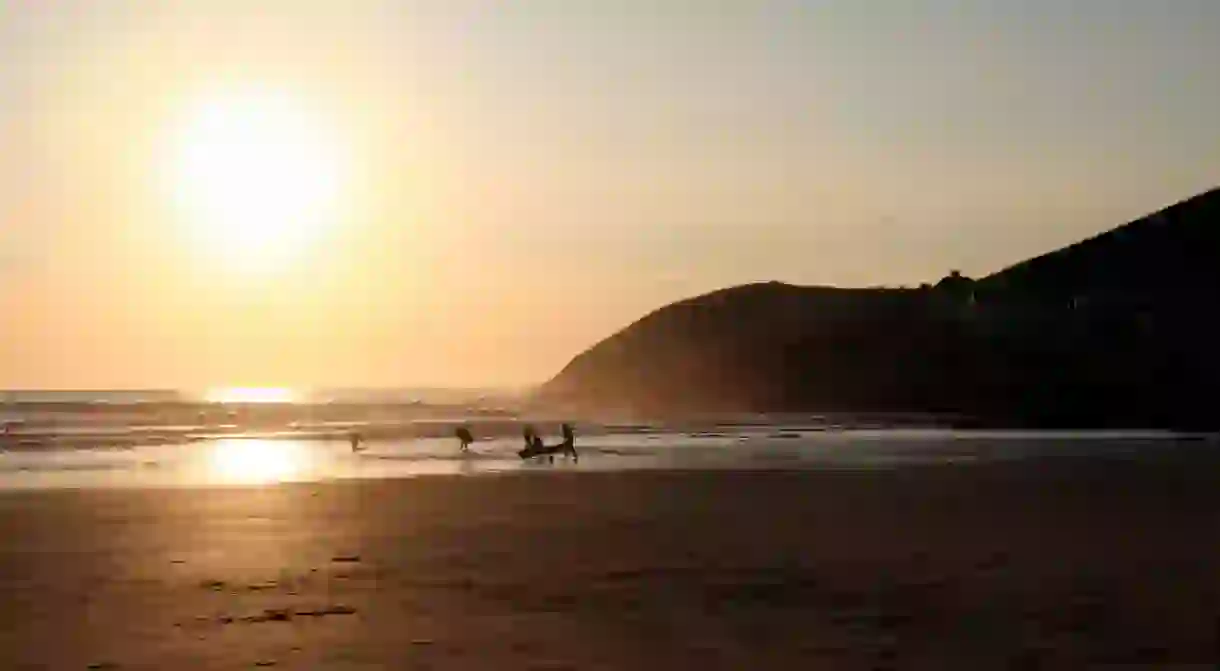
{"left": 169, "top": 87, "right": 343, "bottom": 270}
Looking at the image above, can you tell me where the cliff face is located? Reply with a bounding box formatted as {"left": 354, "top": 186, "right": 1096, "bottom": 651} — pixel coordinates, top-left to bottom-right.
{"left": 539, "top": 189, "right": 1220, "bottom": 428}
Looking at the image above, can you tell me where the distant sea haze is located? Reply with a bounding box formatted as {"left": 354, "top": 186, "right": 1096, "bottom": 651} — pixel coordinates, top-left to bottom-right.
{"left": 0, "top": 388, "right": 523, "bottom": 406}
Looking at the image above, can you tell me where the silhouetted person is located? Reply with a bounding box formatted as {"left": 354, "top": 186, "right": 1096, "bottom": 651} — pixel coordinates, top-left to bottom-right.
{"left": 349, "top": 431, "right": 364, "bottom": 453}
{"left": 455, "top": 426, "right": 474, "bottom": 452}
{"left": 519, "top": 424, "right": 544, "bottom": 458}
{"left": 560, "top": 423, "right": 578, "bottom": 462}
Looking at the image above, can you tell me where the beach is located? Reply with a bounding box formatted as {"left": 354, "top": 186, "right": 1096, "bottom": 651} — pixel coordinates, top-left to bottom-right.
{"left": 2, "top": 460, "right": 1219, "bottom": 669}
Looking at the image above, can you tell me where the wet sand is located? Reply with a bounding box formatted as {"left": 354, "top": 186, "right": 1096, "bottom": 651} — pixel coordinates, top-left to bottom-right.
{"left": 1, "top": 461, "right": 1219, "bottom": 669}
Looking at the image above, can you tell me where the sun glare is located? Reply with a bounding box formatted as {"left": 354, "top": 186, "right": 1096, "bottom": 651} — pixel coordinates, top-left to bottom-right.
{"left": 208, "top": 439, "right": 306, "bottom": 485}
{"left": 169, "top": 87, "right": 343, "bottom": 270}
{"left": 205, "top": 386, "right": 295, "bottom": 404}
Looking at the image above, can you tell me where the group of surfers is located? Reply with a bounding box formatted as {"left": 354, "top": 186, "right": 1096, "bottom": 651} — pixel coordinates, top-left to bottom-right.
{"left": 348, "top": 422, "right": 578, "bottom": 462}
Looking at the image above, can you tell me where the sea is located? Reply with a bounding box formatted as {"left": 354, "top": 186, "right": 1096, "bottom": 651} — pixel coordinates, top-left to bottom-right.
{"left": 0, "top": 389, "right": 1213, "bottom": 489}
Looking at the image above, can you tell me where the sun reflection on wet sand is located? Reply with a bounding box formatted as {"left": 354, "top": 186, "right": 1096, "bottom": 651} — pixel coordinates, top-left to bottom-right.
{"left": 207, "top": 438, "right": 310, "bottom": 484}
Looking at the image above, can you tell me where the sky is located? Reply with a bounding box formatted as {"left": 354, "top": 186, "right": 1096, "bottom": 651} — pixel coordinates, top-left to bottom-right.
{"left": 2, "top": 0, "right": 1219, "bottom": 390}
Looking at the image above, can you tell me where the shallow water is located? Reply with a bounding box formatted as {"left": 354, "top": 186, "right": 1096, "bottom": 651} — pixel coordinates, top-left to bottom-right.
{"left": 0, "top": 425, "right": 1212, "bottom": 489}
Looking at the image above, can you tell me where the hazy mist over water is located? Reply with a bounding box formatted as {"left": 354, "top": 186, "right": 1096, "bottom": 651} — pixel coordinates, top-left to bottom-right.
{"left": 0, "top": 387, "right": 523, "bottom": 405}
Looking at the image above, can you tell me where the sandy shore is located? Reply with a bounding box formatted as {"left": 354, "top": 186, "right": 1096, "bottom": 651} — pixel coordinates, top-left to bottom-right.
{"left": 1, "top": 462, "right": 1218, "bottom": 669}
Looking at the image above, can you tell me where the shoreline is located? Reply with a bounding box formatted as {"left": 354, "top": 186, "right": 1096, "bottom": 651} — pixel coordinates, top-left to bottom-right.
{"left": 1, "top": 428, "right": 1216, "bottom": 492}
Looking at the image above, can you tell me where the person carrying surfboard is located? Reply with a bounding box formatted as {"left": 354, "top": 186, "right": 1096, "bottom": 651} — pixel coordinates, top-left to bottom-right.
{"left": 517, "top": 423, "right": 577, "bottom": 462}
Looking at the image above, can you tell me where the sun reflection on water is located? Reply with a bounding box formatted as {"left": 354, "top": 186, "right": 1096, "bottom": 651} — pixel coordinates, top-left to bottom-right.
{"left": 204, "top": 387, "right": 295, "bottom": 404}
{"left": 208, "top": 438, "right": 308, "bottom": 484}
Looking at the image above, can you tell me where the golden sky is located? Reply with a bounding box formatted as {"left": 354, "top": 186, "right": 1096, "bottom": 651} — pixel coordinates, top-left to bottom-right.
{"left": 2, "top": 1, "right": 1219, "bottom": 389}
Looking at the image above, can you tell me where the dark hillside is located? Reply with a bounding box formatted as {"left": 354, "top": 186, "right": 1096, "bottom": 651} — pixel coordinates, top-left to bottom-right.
{"left": 541, "top": 189, "right": 1220, "bottom": 428}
